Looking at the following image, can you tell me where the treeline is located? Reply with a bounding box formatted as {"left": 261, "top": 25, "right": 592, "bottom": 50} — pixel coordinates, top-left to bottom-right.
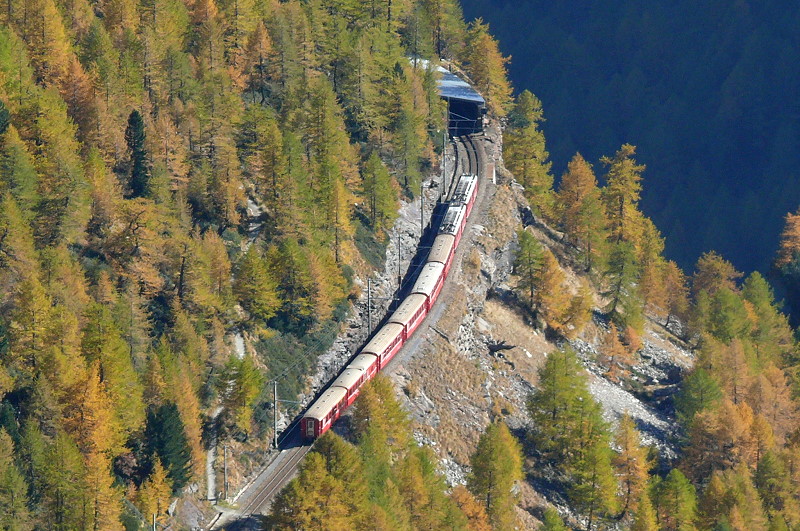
{"left": 504, "top": 88, "right": 800, "bottom": 529}
{"left": 0, "top": 0, "right": 514, "bottom": 528}
{"left": 269, "top": 375, "right": 522, "bottom": 530}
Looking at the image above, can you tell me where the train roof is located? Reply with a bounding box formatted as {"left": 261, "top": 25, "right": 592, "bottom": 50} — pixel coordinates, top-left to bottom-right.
{"left": 361, "top": 322, "right": 405, "bottom": 356}
{"left": 304, "top": 386, "right": 347, "bottom": 421}
{"left": 331, "top": 368, "right": 364, "bottom": 392}
{"left": 439, "top": 204, "right": 467, "bottom": 235}
{"left": 389, "top": 293, "right": 428, "bottom": 327}
{"left": 412, "top": 262, "right": 445, "bottom": 298}
{"left": 428, "top": 233, "right": 455, "bottom": 265}
{"left": 349, "top": 353, "right": 379, "bottom": 372}
{"left": 452, "top": 174, "right": 478, "bottom": 203}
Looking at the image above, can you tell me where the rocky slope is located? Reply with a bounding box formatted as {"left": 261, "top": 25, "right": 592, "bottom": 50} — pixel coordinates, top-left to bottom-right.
{"left": 383, "top": 120, "right": 694, "bottom": 527}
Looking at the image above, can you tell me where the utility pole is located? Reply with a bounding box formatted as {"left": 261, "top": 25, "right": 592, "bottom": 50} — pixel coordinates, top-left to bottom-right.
{"left": 223, "top": 445, "right": 229, "bottom": 501}
{"left": 272, "top": 381, "right": 278, "bottom": 449}
{"left": 420, "top": 181, "right": 425, "bottom": 234}
{"left": 152, "top": 514, "right": 156, "bottom": 531}
{"left": 367, "top": 278, "right": 372, "bottom": 335}
{"left": 397, "top": 230, "right": 402, "bottom": 293}
{"left": 442, "top": 129, "right": 447, "bottom": 201}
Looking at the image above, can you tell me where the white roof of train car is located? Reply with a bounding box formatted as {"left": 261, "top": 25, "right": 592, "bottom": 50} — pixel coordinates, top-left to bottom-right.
{"left": 349, "top": 353, "right": 379, "bottom": 372}
{"left": 452, "top": 174, "right": 477, "bottom": 203}
{"left": 331, "top": 368, "right": 364, "bottom": 392}
{"left": 439, "top": 204, "right": 466, "bottom": 235}
{"left": 361, "top": 323, "right": 405, "bottom": 356}
{"left": 428, "top": 233, "right": 455, "bottom": 264}
{"left": 389, "top": 293, "right": 428, "bottom": 328}
{"left": 412, "top": 262, "right": 445, "bottom": 298}
{"left": 305, "top": 386, "right": 347, "bottom": 421}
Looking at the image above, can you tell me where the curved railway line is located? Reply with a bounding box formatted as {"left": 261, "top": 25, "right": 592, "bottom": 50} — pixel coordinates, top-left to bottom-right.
{"left": 211, "top": 134, "right": 485, "bottom": 530}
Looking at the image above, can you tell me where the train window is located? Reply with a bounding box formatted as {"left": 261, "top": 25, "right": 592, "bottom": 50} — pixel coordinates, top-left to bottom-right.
{"left": 306, "top": 421, "right": 315, "bottom": 437}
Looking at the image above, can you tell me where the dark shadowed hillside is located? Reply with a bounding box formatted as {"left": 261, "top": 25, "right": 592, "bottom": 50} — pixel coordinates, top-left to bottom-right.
{"left": 461, "top": 0, "right": 800, "bottom": 273}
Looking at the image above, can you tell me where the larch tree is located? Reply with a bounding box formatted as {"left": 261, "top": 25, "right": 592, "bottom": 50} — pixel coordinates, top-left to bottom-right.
{"left": 557, "top": 153, "right": 608, "bottom": 271}
{"left": 662, "top": 260, "right": 689, "bottom": 330}
{"left": 464, "top": 18, "right": 512, "bottom": 115}
{"left": 603, "top": 240, "right": 644, "bottom": 332}
{"left": 601, "top": 144, "right": 645, "bottom": 245}
{"left": 136, "top": 458, "right": 173, "bottom": 526}
{"left": 233, "top": 246, "right": 280, "bottom": 323}
{"left": 692, "top": 251, "right": 742, "bottom": 298}
{"left": 651, "top": 469, "right": 697, "bottom": 531}
{"left": 614, "top": 414, "right": 651, "bottom": 518}
{"left": 533, "top": 248, "right": 571, "bottom": 333}
{"left": 513, "top": 228, "right": 543, "bottom": 310}
{"left": 362, "top": 151, "right": 398, "bottom": 233}
{"left": 0, "top": 429, "right": 32, "bottom": 530}
{"left": 467, "top": 421, "right": 523, "bottom": 530}
{"left": 775, "top": 207, "right": 800, "bottom": 268}
{"left": 503, "top": 90, "right": 553, "bottom": 215}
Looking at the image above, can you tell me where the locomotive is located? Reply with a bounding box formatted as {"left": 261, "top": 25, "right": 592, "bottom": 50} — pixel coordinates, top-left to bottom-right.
{"left": 301, "top": 171, "right": 479, "bottom": 440}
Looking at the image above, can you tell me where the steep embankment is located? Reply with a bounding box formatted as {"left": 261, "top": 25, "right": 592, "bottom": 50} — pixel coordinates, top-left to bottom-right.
{"left": 386, "top": 120, "right": 692, "bottom": 526}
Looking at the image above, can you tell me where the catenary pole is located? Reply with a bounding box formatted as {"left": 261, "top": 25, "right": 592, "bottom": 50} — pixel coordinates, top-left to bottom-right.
{"left": 272, "top": 381, "right": 278, "bottom": 449}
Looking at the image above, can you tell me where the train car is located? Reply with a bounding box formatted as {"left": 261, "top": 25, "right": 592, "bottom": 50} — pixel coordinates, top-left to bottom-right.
{"left": 439, "top": 204, "right": 467, "bottom": 248}
{"left": 331, "top": 367, "right": 368, "bottom": 408}
{"left": 301, "top": 386, "right": 347, "bottom": 439}
{"left": 412, "top": 262, "right": 446, "bottom": 311}
{"left": 428, "top": 233, "right": 456, "bottom": 276}
{"left": 361, "top": 322, "right": 405, "bottom": 369}
{"left": 348, "top": 353, "right": 379, "bottom": 380}
{"left": 452, "top": 174, "right": 478, "bottom": 217}
{"left": 389, "top": 293, "right": 428, "bottom": 341}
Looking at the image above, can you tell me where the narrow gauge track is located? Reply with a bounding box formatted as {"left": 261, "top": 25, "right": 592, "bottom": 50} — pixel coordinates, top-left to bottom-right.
{"left": 212, "top": 134, "right": 483, "bottom": 529}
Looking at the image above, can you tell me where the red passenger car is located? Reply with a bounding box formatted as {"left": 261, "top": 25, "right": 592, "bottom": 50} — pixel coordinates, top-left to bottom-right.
{"left": 389, "top": 293, "right": 428, "bottom": 341}
{"left": 428, "top": 233, "right": 456, "bottom": 277}
{"left": 412, "top": 262, "right": 446, "bottom": 310}
{"left": 361, "top": 323, "right": 405, "bottom": 369}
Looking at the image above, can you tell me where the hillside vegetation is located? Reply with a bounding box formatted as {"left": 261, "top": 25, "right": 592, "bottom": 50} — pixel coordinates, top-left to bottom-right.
{"left": 0, "top": 0, "right": 520, "bottom": 528}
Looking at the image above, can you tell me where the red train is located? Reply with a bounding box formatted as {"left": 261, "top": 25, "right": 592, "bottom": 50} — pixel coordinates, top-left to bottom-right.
{"left": 301, "top": 172, "right": 479, "bottom": 440}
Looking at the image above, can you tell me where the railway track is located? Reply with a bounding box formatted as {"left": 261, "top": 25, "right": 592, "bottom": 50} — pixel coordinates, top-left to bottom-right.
{"left": 212, "top": 132, "right": 485, "bottom": 530}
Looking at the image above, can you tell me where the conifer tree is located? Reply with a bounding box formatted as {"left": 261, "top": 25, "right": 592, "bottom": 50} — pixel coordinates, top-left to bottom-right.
{"left": 662, "top": 260, "right": 689, "bottom": 330}
{"left": 0, "top": 429, "right": 32, "bottom": 530}
{"left": 270, "top": 452, "right": 354, "bottom": 530}
{"left": 467, "top": 421, "right": 523, "bottom": 530}
{"left": 557, "top": 153, "right": 608, "bottom": 271}
{"left": 464, "top": 18, "right": 511, "bottom": 115}
{"left": 570, "top": 440, "right": 618, "bottom": 530}
{"left": 692, "top": 251, "right": 742, "bottom": 298}
{"left": 144, "top": 402, "right": 192, "bottom": 491}
{"left": 217, "top": 355, "right": 263, "bottom": 433}
{"left": 602, "top": 323, "right": 632, "bottom": 380}
{"left": 504, "top": 90, "right": 553, "bottom": 215}
{"left": 125, "top": 110, "right": 151, "bottom": 198}
{"left": 136, "top": 458, "right": 173, "bottom": 526}
{"left": 675, "top": 368, "right": 723, "bottom": 424}
{"left": 603, "top": 240, "right": 644, "bottom": 331}
{"left": 614, "top": 414, "right": 651, "bottom": 518}
{"left": 540, "top": 507, "right": 568, "bottom": 531}
{"left": 534, "top": 248, "right": 571, "bottom": 332}
{"left": 451, "top": 485, "right": 492, "bottom": 531}
{"left": 601, "top": 144, "right": 645, "bottom": 244}
{"left": 362, "top": 151, "right": 397, "bottom": 232}
{"left": 513, "top": 228, "right": 543, "bottom": 310}
{"left": 233, "top": 246, "right": 280, "bottom": 323}
{"left": 651, "top": 469, "right": 697, "bottom": 531}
